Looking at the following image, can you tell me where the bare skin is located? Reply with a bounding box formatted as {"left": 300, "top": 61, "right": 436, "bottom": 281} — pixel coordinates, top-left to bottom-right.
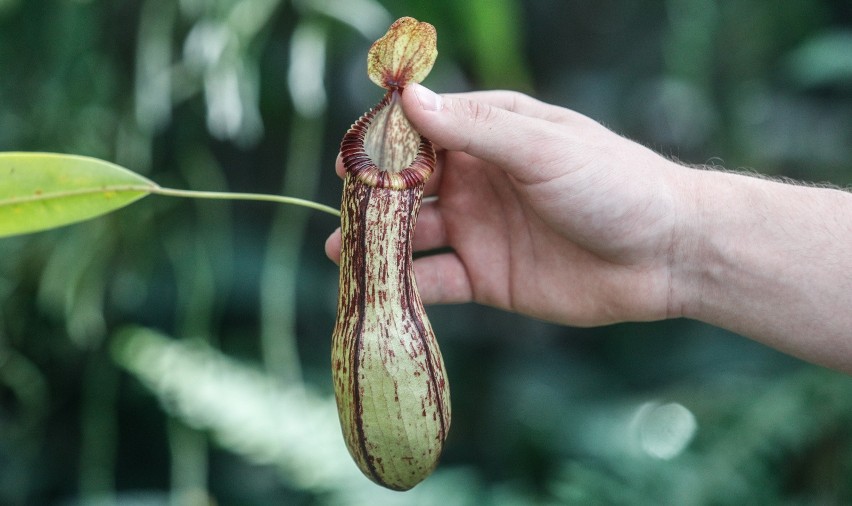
{"left": 326, "top": 83, "right": 852, "bottom": 373}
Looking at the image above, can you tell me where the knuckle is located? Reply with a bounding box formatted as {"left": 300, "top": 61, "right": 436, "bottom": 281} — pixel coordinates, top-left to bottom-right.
{"left": 442, "top": 99, "right": 486, "bottom": 151}
{"left": 451, "top": 97, "right": 495, "bottom": 127}
{"left": 502, "top": 90, "right": 526, "bottom": 113}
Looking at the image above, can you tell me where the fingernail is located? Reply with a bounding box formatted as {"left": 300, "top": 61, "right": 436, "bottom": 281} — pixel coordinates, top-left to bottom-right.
{"left": 412, "top": 83, "right": 443, "bottom": 112}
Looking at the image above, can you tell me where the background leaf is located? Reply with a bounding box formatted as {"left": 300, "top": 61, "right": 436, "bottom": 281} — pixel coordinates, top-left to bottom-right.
{"left": 0, "top": 152, "right": 155, "bottom": 238}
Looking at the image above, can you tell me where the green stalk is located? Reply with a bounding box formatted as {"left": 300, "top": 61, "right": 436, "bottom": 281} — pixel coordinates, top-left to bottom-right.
{"left": 150, "top": 187, "right": 339, "bottom": 216}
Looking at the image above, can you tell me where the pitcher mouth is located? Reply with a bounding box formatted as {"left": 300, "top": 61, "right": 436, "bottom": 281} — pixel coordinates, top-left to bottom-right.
{"left": 340, "top": 90, "right": 435, "bottom": 190}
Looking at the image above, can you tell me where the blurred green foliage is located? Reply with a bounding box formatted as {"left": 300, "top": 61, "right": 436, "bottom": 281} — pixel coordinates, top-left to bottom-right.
{"left": 1, "top": 0, "right": 852, "bottom": 504}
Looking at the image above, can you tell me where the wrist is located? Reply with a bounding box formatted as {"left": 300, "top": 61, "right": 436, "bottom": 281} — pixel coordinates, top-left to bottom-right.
{"left": 664, "top": 164, "right": 713, "bottom": 321}
{"left": 667, "top": 166, "right": 758, "bottom": 324}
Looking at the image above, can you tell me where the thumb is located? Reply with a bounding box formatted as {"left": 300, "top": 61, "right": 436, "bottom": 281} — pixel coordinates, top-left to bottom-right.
{"left": 400, "top": 83, "right": 564, "bottom": 182}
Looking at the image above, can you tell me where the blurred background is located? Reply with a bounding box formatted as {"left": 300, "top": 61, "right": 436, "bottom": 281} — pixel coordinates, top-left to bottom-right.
{"left": 1, "top": 0, "right": 852, "bottom": 504}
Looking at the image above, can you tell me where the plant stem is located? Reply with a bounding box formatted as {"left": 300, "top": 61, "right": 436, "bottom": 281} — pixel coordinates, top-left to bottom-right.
{"left": 151, "top": 186, "right": 340, "bottom": 217}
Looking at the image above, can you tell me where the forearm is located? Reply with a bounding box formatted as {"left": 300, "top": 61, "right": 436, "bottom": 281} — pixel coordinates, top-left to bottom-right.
{"left": 673, "top": 168, "right": 852, "bottom": 372}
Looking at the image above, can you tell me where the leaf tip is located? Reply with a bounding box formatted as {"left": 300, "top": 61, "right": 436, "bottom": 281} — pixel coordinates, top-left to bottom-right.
{"left": 367, "top": 17, "right": 438, "bottom": 90}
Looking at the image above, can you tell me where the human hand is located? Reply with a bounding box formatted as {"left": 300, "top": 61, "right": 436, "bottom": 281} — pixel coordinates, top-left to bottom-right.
{"left": 326, "top": 84, "right": 691, "bottom": 327}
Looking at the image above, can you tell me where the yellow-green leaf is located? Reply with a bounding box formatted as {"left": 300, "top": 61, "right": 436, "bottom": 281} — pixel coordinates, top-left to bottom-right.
{"left": 0, "top": 152, "right": 156, "bottom": 238}
{"left": 367, "top": 17, "right": 438, "bottom": 90}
